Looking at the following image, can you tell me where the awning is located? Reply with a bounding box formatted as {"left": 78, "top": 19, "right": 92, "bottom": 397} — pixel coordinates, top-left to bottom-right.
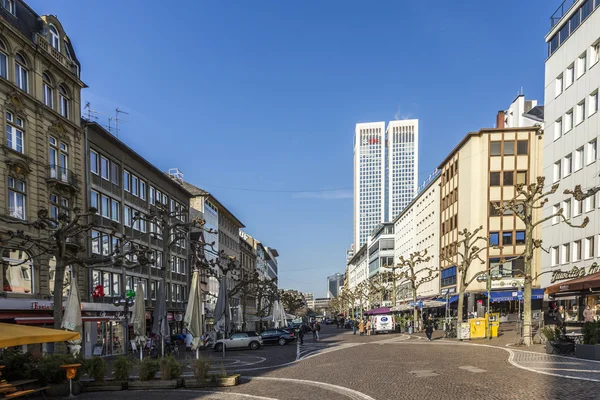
{"left": 545, "top": 271, "right": 600, "bottom": 295}
{"left": 0, "top": 322, "right": 80, "bottom": 347}
{"left": 435, "top": 295, "right": 459, "bottom": 304}
{"left": 14, "top": 312, "right": 110, "bottom": 324}
{"left": 364, "top": 307, "right": 390, "bottom": 315}
{"left": 484, "top": 289, "right": 545, "bottom": 302}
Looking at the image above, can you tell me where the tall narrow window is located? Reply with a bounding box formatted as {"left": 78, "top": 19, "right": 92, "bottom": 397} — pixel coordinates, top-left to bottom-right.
{"left": 139, "top": 180, "right": 146, "bottom": 200}
{"left": 49, "top": 136, "right": 68, "bottom": 182}
{"left": 101, "top": 195, "right": 110, "bottom": 218}
{"left": 124, "top": 206, "right": 131, "bottom": 227}
{"left": 8, "top": 177, "right": 25, "bottom": 219}
{"left": 42, "top": 73, "right": 54, "bottom": 109}
{"left": 552, "top": 246, "right": 559, "bottom": 266}
{"left": 563, "top": 199, "right": 572, "bottom": 219}
{"left": 124, "top": 170, "right": 131, "bottom": 192}
{"left": 111, "top": 199, "right": 120, "bottom": 222}
{"left": 576, "top": 100, "right": 586, "bottom": 125}
{"left": 0, "top": 40, "right": 7, "bottom": 79}
{"left": 586, "top": 236, "right": 595, "bottom": 259}
{"left": 555, "top": 74, "right": 563, "bottom": 97}
{"left": 100, "top": 156, "right": 109, "bottom": 180}
{"left": 149, "top": 186, "right": 155, "bottom": 205}
{"left": 575, "top": 146, "right": 584, "bottom": 171}
{"left": 577, "top": 53, "right": 587, "bottom": 78}
{"left": 554, "top": 118, "right": 562, "bottom": 140}
{"left": 6, "top": 111, "right": 23, "bottom": 153}
{"left": 131, "top": 175, "right": 138, "bottom": 196}
{"left": 552, "top": 204, "right": 560, "bottom": 225}
{"left": 565, "top": 110, "right": 573, "bottom": 132}
{"left": 15, "top": 53, "right": 28, "bottom": 93}
{"left": 90, "top": 150, "right": 99, "bottom": 174}
{"left": 573, "top": 240, "right": 582, "bottom": 262}
{"left": 564, "top": 153, "right": 573, "bottom": 176}
{"left": 590, "top": 91, "right": 599, "bottom": 116}
{"left": 566, "top": 64, "right": 574, "bottom": 87}
{"left": 562, "top": 243, "right": 570, "bottom": 264}
{"left": 592, "top": 41, "right": 600, "bottom": 66}
{"left": 553, "top": 161, "right": 561, "bottom": 182}
{"left": 110, "top": 162, "right": 119, "bottom": 185}
{"left": 90, "top": 190, "right": 99, "bottom": 211}
{"left": 588, "top": 139, "right": 597, "bottom": 165}
{"left": 59, "top": 85, "right": 70, "bottom": 119}
{"left": 49, "top": 25, "right": 60, "bottom": 51}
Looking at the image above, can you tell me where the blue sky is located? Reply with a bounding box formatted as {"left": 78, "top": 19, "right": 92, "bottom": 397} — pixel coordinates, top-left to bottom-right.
{"left": 29, "top": 0, "right": 559, "bottom": 297}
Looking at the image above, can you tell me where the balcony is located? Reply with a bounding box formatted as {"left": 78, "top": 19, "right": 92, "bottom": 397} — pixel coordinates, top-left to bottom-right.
{"left": 551, "top": 0, "right": 578, "bottom": 28}
{"left": 47, "top": 165, "right": 78, "bottom": 189}
{"left": 35, "top": 34, "right": 78, "bottom": 77}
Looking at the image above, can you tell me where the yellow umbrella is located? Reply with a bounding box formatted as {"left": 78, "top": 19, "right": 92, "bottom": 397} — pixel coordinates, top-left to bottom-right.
{"left": 0, "top": 323, "right": 80, "bottom": 348}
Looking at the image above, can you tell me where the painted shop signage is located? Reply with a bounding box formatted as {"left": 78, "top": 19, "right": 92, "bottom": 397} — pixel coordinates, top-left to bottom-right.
{"left": 550, "top": 263, "right": 600, "bottom": 283}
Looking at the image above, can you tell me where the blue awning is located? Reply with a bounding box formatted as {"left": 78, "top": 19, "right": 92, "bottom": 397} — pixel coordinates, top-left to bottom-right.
{"left": 436, "top": 295, "right": 459, "bottom": 304}
{"left": 485, "top": 289, "right": 545, "bottom": 302}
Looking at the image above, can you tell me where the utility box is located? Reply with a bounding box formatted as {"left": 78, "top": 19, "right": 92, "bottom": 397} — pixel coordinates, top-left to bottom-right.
{"left": 470, "top": 318, "right": 486, "bottom": 339}
{"left": 458, "top": 322, "right": 470, "bottom": 340}
{"left": 486, "top": 313, "right": 500, "bottom": 338}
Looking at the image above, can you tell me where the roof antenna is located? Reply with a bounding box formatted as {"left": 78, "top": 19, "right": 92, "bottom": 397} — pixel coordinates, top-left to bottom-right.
{"left": 115, "top": 108, "right": 129, "bottom": 139}
{"left": 83, "top": 102, "right": 99, "bottom": 121}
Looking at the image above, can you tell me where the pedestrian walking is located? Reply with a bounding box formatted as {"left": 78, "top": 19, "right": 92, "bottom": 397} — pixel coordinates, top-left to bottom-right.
{"left": 366, "top": 319, "right": 371, "bottom": 336}
{"left": 424, "top": 314, "right": 434, "bottom": 341}
{"left": 316, "top": 321, "right": 321, "bottom": 340}
{"left": 336, "top": 319, "right": 340, "bottom": 329}
{"left": 311, "top": 322, "right": 317, "bottom": 340}
{"left": 358, "top": 319, "right": 365, "bottom": 336}
{"left": 555, "top": 305, "right": 567, "bottom": 336}
{"left": 299, "top": 325, "right": 305, "bottom": 344}
{"left": 352, "top": 319, "right": 357, "bottom": 335}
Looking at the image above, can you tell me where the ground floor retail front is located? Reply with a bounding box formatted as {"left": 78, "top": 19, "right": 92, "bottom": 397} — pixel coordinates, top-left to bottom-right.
{"left": 546, "top": 270, "right": 600, "bottom": 323}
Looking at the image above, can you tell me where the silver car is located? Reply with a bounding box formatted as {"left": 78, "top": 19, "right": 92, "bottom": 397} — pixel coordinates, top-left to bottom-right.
{"left": 214, "top": 332, "right": 263, "bottom": 351}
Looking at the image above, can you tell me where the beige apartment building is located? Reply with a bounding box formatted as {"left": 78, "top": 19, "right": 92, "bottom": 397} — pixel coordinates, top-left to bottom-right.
{"left": 439, "top": 114, "right": 544, "bottom": 318}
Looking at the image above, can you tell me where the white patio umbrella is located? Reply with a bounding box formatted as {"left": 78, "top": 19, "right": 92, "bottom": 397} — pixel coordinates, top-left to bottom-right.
{"left": 130, "top": 282, "right": 147, "bottom": 360}
{"left": 61, "top": 276, "right": 82, "bottom": 356}
{"left": 184, "top": 270, "right": 203, "bottom": 358}
{"left": 152, "top": 281, "right": 168, "bottom": 356}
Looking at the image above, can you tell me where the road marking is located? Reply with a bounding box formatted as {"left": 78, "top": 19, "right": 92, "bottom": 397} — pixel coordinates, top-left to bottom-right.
{"left": 408, "top": 370, "right": 439, "bottom": 377}
{"left": 247, "top": 376, "right": 377, "bottom": 400}
{"left": 459, "top": 365, "right": 486, "bottom": 373}
{"left": 535, "top": 368, "right": 600, "bottom": 373}
{"left": 162, "top": 390, "right": 278, "bottom": 400}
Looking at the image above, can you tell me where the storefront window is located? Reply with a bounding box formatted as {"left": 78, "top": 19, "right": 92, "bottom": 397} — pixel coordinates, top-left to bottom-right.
{"left": 94, "top": 321, "right": 126, "bottom": 356}
{"left": 2, "top": 249, "right": 34, "bottom": 294}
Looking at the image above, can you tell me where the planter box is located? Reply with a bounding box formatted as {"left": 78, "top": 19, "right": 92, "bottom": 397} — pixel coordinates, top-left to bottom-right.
{"left": 82, "top": 381, "right": 127, "bottom": 392}
{"left": 184, "top": 375, "right": 240, "bottom": 388}
{"left": 128, "top": 379, "right": 181, "bottom": 390}
{"left": 575, "top": 344, "right": 600, "bottom": 360}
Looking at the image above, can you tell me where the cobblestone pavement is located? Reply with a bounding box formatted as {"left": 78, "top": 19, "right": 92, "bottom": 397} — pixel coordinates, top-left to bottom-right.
{"left": 77, "top": 325, "right": 600, "bottom": 400}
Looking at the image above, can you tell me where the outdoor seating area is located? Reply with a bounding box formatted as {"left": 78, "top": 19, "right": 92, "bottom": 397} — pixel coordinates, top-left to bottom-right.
{"left": 0, "top": 379, "right": 50, "bottom": 400}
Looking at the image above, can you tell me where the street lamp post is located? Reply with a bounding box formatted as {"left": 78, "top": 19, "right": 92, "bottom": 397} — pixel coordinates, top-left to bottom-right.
{"left": 113, "top": 295, "right": 135, "bottom": 355}
{"left": 477, "top": 272, "right": 502, "bottom": 340}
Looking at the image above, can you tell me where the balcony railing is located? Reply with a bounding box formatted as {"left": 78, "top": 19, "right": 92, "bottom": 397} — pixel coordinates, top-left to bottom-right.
{"left": 48, "top": 165, "right": 78, "bottom": 187}
{"left": 551, "top": 0, "right": 578, "bottom": 28}
{"left": 36, "top": 34, "right": 78, "bottom": 77}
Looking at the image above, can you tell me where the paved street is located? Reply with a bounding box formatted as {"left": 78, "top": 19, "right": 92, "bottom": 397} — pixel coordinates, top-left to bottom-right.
{"left": 77, "top": 324, "right": 600, "bottom": 400}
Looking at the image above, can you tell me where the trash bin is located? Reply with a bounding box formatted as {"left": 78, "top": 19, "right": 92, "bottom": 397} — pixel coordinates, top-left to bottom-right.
{"left": 485, "top": 313, "right": 500, "bottom": 338}
{"left": 469, "top": 318, "right": 486, "bottom": 339}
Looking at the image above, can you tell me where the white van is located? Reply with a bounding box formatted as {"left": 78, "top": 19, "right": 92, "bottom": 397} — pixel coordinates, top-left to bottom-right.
{"left": 372, "top": 315, "right": 395, "bottom": 334}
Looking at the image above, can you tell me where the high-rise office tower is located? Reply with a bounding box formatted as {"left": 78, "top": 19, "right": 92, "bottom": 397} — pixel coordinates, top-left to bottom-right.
{"left": 353, "top": 120, "right": 418, "bottom": 248}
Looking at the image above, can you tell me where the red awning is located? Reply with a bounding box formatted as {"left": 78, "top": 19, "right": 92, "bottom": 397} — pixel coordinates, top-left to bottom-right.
{"left": 0, "top": 312, "right": 52, "bottom": 320}
{"left": 15, "top": 313, "right": 111, "bottom": 325}
{"left": 546, "top": 270, "right": 600, "bottom": 295}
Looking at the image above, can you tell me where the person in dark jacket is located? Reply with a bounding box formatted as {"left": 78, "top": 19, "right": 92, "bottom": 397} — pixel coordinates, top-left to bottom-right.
{"left": 424, "top": 314, "right": 435, "bottom": 341}
{"left": 555, "top": 305, "right": 567, "bottom": 336}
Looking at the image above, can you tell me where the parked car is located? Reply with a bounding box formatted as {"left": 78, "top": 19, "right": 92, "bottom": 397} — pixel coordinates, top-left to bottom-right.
{"left": 260, "top": 329, "right": 295, "bottom": 345}
{"left": 324, "top": 318, "right": 333, "bottom": 325}
{"left": 373, "top": 315, "right": 395, "bottom": 334}
{"left": 213, "top": 332, "right": 263, "bottom": 351}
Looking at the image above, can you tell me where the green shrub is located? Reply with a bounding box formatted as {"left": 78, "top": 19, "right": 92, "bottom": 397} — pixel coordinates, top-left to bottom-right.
{"left": 35, "top": 353, "right": 82, "bottom": 385}
{"left": 159, "top": 355, "right": 182, "bottom": 380}
{"left": 113, "top": 356, "right": 133, "bottom": 381}
{"left": 83, "top": 357, "right": 106, "bottom": 382}
{"left": 0, "top": 349, "right": 36, "bottom": 382}
{"left": 138, "top": 358, "right": 160, "bottom": 381}
{"left": 191, "top": 355, "right": 211, "bottom": 381}
{"left": 218, "top": 362, "right": 227, "bottom": 378}
{"left": 582, "top": 321, "right": 600, "bottom": 345}
{"left": 541, "top": 325, "right": 556, "bottom": 342}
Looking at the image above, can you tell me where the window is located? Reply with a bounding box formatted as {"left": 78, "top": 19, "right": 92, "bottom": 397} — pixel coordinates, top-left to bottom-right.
{"left": 562, "top": 243, "right": 571, "bottom": 264}
{"left": 441, "top": 266, "right": 457, "bottom": 287}
{"left": 2, "top": 250, "right": 34, "bottom": 294}
{"left": 575, "top": 147, "right": 584, "bottom": 171}
{"left": 490, "top": 172, "right": 500, "bottom": 186}
{"left": 504, "top": 141, "right": 514, "bottom": 156}
{"left": 566, "top": 64, "right": 574, "bottom": 87}
{"left": 553, "top": 161, "right": 561, "bottom": 182}
{"left": 50, "top": 193, "right": 68, "bottom": 219}
{"left": 113, "top": 274, "right": 121, "bottom": 297}
{"left": 564, "top": 199, "right": 572, "bottom": 219}
{"left": 124, "top": 170, "right": 130, "bottom": 192}
{"left": 516, "top": 171, "right": 527, "bottom": 185}
{"left": 0, "top": 40, "right": 7, "bottom": 79}
{"left": 590, "top": 91, "right": 599, "bottom": 116}
{"left": 515, "top": 231, "right": 525, "bottom": 245}
{"left": 139, "top": 180, "right": 146, "bottom": 200}
{"left": 575, "top": 200, "right": 583, "bottom": 216}
{"left": 49, "top": 25, "right": 60, "bottom": 51}
{"left": 593, "top": 41, "right": 600, "bottom": 66}
{"left": 517, "top": 140, "right": 528, "bottom": 155}
{"left": 489, "top": 232, "right": 499, "bottom": 246}
{"left": 90, "top": 190, "right": 99, "bottom": 210}
{"left": 48, "top": 137, "right": 68, "bottom": 182}
{"left": 90, "top": 150, "right": 99, "bottom": 174}
{"left": 100, "top": 156, "right": 109, "bottom": 180}
{"left": 111, "top": 199, "right": 120, "bottom": 222}
{"left": 59, "top": 86, "right": 70, "bottom": 119}
{"left": 565, "top": 110, "right": 573, "bottom": 132}
{"left": 502, "top": 232, "right": 513, "bottom": 246}
{"left": 149, "top": 186, "right": 155, "bottom": 205}
{"left": 110, "top": 162, "right": 119, "bottom": 185}
{"left": 586, "top": 236, "right": 595, "bottom": 259}
{"left": 150, "top": 281, "right": 156, "bottom": 300}
{"left": 555, "top": 118, "right": 562, "bottom": 140}
{"left": 552, "top": 246, "right": 559, "bottom": 266}
{"left": 8, "top": 177, "right": 25, "bottom": 219}
{"left": 577, "top": 53, "right": 587, "bottom": 78}
{"left": 556, "top": 74, "right": 563, "bottom": 97}
{"left": 5, "top": 111, "right": 23, "bottom": 153}
{"left": 564, "top": 154, "right": 573, "bottom": 176}
{"left": 2, "top": 0, "right": 14, "bottom": 15}
{"left": 101, "top": 195, "right": 110, "bottom": 218}
{"left": 573, "top": 240, "right": 581, "bottom": 262}
{"left": 576, "top": 100, "right": 586, "bottom": 125}
{"left": 588, "top": 139, "right": 597, "bottom": 165}
{"left": 586, "top": 194, "right": 596, "bottom": 212}
{"left": 15, "top": 53, "right": 28, "bottom": 92}
{"left": 124, "top": 206, "right": 131, "bottom": 227}
{"left": 91, "top": 231, "right": 100, "bottom": 254}
{"left": 42, "top": 73, "right": 54, "bottom": 108}
{"left": 180, "top": 259, "right": 186, "bottom": 275}
{"left": 490, "top": 142, "right": 501, "bottom": 156}
{"left": 552, "top": 204, "right": 560, "bottom": 225}
{"left": 131, "top": 175, "right": 138, "bottom": 196}
{"left": 503, "top": 171, "right": 514, "bottom": 186}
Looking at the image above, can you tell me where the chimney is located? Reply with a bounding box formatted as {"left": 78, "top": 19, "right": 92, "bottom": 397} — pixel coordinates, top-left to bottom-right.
{"left": 496, "top": 111, "right": 505, "bottom": 129}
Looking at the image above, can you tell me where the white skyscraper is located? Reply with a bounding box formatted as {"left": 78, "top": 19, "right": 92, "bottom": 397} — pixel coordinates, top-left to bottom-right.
{"left": 353, "top": 120, "right": 418, "bottom": 248}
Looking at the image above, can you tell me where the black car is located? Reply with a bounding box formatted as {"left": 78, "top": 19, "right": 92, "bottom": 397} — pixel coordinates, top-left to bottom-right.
{"left": 260, "top": 329, "right": 295, "bottom": 345}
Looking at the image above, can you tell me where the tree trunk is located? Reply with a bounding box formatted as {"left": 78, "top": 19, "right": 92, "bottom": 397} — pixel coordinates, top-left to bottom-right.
{"left": 242, "top": 289, "right": 247, "bottom": 331}
{"left": 522, "top": 225, "right": 534, "bottom": 346}
{"left": 412, "top": 287, "right": 419, "bottom": 332}
{"left": 52, "top": 254, "right": 68, "bottom": 331}
{"left": 392, "top": 275, "right": 397, "bottom": 307}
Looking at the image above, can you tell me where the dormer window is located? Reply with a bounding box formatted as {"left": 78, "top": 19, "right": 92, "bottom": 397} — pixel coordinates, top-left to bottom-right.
{"left": 49, "top": 24, "right": 59, "bottom": 51}
{"left": 59, "top": 85, "right": 70, "bottom": 119}
{"left": 15, "top": 53, "right": 28, "bottom": 93}
{"left": 2, "top": 0, "right": 15, "bottom": 16}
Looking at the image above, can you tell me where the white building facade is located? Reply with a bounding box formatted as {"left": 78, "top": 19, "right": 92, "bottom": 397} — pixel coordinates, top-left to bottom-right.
{"left": 353, "top": 120, "right": 418, "bottom": 248}
{"left": 542, "top": 0, "right": 600, "bottom": 288}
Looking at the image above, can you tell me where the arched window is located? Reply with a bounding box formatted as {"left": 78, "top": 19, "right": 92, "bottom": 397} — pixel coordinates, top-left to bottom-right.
{"left": 2, "top": 249, "right": 34, "bottom": 294}
{"left": 48, "top": 257, "right": 71, "bottom": 296}
{"left": 0, "top": 39, "right": 7, "bottom": 79}
{"left": 42, "top": 72, "right": 54, "bottom": 108}
{"left": 59, "top": 85, "right": 70, "bottom": 119}
{"left": 49, "top": 24, "right": 60, "bottom": 51}
{"left": 15, "top": 53, "right": 28, "bottom": 92}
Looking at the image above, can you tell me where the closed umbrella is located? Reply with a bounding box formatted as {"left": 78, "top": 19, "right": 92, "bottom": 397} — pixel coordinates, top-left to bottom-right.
{"left": 61, "top": 277, "right": 82, "bottom": 356}
{"left": 130, "top": 282, "right": 147, "bottom": 360}
{"left": 213, "top": 277, "right": 229, "bottom": 334}
{"left": 152, "top": 281, "right": 168, "bottom": 356}
{"left": 184, "top": 270, "right": 203, "bottom": 358}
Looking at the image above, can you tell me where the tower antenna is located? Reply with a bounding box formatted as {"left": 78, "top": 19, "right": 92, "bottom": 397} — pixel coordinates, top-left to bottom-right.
{"left": 115, "top": 108, "right": 129, "bottom": 139}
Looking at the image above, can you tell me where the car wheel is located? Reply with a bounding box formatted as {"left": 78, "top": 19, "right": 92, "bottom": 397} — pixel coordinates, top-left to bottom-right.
{"left": 278, "top": 337, "right": 287, "bottom": 346}
{"left": 215, "top": 343, "right": 224, "bottom": 352}
{"left": 249, "top": 341, "right": 260, "bottom": 350}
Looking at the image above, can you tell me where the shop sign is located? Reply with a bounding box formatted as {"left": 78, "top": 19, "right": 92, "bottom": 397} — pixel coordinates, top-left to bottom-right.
{"left": 550, "top": 263, "right": 600, "bottom": 283}
{"left": 167, "top": 312, "right": 174, "bottom": 322}
{"left": 31, "top": 301, "right": 84, "bottom": 311}
{"left": 491, "top": 279, "right": 524, "bottom": 289}
{"left": 175, "top": 312, "right": 183, "bottom": 322}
